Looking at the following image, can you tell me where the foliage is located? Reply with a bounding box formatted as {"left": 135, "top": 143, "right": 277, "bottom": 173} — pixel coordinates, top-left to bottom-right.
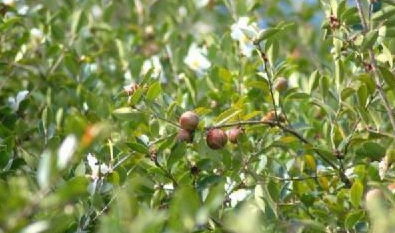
{"left": 1, "top": 0, "right": 395, "bottom": 232}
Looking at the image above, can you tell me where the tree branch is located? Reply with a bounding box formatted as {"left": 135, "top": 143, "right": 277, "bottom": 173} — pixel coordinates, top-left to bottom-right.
{"left": 255, "top": 43, "right": 279, "bottom": 121}
{"left": 207, "top": 119, "right": 351, "bottom": 187}
{"left": 355, "top": 0, "right": 395, "bottom": 137}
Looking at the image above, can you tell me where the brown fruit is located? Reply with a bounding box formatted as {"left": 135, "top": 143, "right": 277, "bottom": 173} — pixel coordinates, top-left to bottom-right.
{"left": 206, "top": 128, "right": 228, "bottom": 150}
{"left": 273, "top": 77, "right": 288, "bottom": 92}
{"left": 177, "top": 129, "right": 192, "bottom": 143}
{"left": 228, "top": 127, "right": 242, "bottom": 144}
{"left": 179, "top": 111, "right": 199, "bottom": 130}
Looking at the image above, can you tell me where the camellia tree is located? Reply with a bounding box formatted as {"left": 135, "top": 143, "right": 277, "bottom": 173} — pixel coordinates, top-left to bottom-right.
{"left": 2, "top": 0, "right": 395, "bottom": 232}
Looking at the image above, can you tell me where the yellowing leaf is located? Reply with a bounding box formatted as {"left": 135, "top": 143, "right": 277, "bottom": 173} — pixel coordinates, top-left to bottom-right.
{"left": 279, "top": 136, "right": 296, "bottom": 143}
{"left": 304, "top": 154, "right": 316, "bottom": 171}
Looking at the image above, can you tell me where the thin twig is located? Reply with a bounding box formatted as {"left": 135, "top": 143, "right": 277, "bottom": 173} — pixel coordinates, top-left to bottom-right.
{"left": 255, "top": 43, "right": 279, "bottom": 121}
{"left": 355, "top": 0, "right": 395, "bottom": 137}
{"left": 134, "top": 107, "right": 181, "bottom": 128}
{"left": 207, "top": 119, "right": 351, "bottom": 187}
{"left": 268, "top": 173, "right": 336, "bottom": 182}
{"left": 152, "top": 156, "right": 179, "bottom": 188}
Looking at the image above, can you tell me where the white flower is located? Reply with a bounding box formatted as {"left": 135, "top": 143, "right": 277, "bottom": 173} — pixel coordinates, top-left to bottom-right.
{"left": 225, "top": 177, "right": 235, "bottom": 192}
{"left": 57, "top": 134, "right": 78, "bottom": 169}
{"left": 141, "top": 55, "right": 166, "bottom": 82}
{"left": 87, "top": 153, "right": 110, "bottom": 178}
{"left": 20, "top": 221, "right": 49, "bottom": 233}
{"left": 163, "top": 183, "right": 174, "bottom": 191}
{"left": 178, "top": 6, "right": 187, "bottom": 18}
{"left": 7, "top": 90, "right": 29, "bottom": 112}
{"left": 2, "top": 0, "right": 16, "bottom": 6}
{"left": 184, "top": 43, "right": 211, "bottom": 75}
{"left": 229, "top": 189, "right": 251, "bottom": 207}
{"left": 379, "top": 158, "right": 388, "bottom": 180}
{"left": 91, "top": 5, "right": 102, "bottom": 19}
{"left": 30, "top": 28, "right": 44, "bottom": 41}
{"left": 17, "top": 5, "right": 29, "bottom": 15}
{"left": 194, "top": 0, "right": 209, "bottom": 8}
{"left": 345, "top": 167, "right": 355, "bottom": 178}
{"left": 193, "top": 22, "right": 213, "bottom": 36}
{"left": 230, "top": 17, "right": 260, "bottom": 57}
{"left": 224, "top": 177, "right": 251, "bottom": 207}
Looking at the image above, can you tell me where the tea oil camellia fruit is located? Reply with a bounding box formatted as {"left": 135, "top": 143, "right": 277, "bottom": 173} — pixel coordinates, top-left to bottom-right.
{"left": 179, "top": 111, "right": 199, "bottom": 130}
{"left": 273, "top": 77, "right": 288, "bottom": 92}
{"left": 206, "top": 128, "right": 228, "bottom": 149}
{"left": 228, "top": 127, "right": 242, "bottom": 144}
{"left": 177, "top": 129, "right": 192, "bottom": 143}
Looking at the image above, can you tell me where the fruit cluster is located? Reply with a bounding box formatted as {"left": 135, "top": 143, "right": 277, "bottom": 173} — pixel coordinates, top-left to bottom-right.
{"left": 175, "top": 78, "right": 290, "bottom": 150}
{"left": 177, "top": 111, "right": 243, "bottom": 150}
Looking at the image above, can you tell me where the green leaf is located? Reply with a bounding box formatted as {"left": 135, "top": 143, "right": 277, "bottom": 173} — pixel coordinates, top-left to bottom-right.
{"left": 218, "top": 68, "right": 232, "bottom": 83}
{"left": 246, "top": 80, "right": 269, "bottom": 91}
{"left": 342, "top": 7, "right": 360, "bottom": 25}
{"left": 112, "top": 107, "right": 139, "bottom": 120}
{"left": 167, "top": 142, "right": 187, "bottom": 169}
{"left": 71, "top": 10, "right": 87, "bottom": 36}
{"left": 355, "top": 141, "right": 386, "bottom": 160}
{"left": 309, "top": 70, "right": 321, "bottom": 93}
{"left": 379, "top": 66, "right": 395, "bottom": 88}
{"left": 284, "top": 92, "right": 310, "bottom": 100}
{"left": 56, "top": 177, "right": 89, "bottom": 200}
{"left": 146, "top": 81, "right": 162, "bottom": 102}
{"left": 357, "top": 84, "right": 368, "bottom": 107}
{"left": 126, "top": 142, "right": 149, "bottom": 154}
{"left": 350, "top": 180, "right": 363, "bottom": 208}
{"left": 256, "top": 28, "right": 281, "bottom": 41}
{"left": 204, "top": 182, "right": 225, "bottom": 211}
{"left": 168, "top": 186, "right": 200, "bottom": 230}
{"left": 214, "top": 108, "right": 242, "bottom": 124}
{"left": 341, "top": 87, "right": 355, "bottom": 101}
{"left": 361, "top": 30, "right": 378, "bottom": 50}
{"left": 345, "top": 210, "right": 365, "bottom": 229}
{"left": 372, "top": 5, "right": 395, "bottom": 21}
{"left": 266, "top": 39, "right": 279, "bottom": 67}
{"left": 129, "top": 87, "right": 144, "bottom": 106}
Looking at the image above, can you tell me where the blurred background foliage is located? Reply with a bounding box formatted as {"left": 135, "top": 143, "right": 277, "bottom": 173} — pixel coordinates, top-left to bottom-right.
{"left": 2, "top": 0, "right": 395, "bottom": 232}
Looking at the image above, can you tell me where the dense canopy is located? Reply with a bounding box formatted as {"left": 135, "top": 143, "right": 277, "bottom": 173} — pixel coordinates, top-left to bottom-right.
{"left": 1, "top": 0, "right": 395, "bottom": 232}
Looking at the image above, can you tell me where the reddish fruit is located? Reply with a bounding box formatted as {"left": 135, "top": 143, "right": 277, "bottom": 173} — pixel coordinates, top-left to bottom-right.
{"left": 177, "top": 129, "right": 192, "bottom": 143}
{"left": 228, "top": 127, "right": 242, "bottom": 144}
{"left": 179, "top": 111, "right": 199, "bottom": 130}
{"left": 273, "top": 77, "right": 288, "bottom": 92}
{"left": 206, "top": 128, "right": 228, "bottom": 150}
